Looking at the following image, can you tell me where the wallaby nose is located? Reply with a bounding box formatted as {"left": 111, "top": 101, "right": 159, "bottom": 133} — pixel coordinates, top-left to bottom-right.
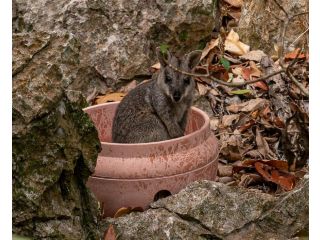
{"left": 173, "top": 91, "right": 181, "bottom": 102}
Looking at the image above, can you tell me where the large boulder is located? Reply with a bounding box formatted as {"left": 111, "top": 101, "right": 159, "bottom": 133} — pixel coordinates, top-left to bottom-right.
{"left": 13, "top": 31, "right": 101, "bottom": 239}
{"left": 13, "top": 0, "right": 215, "bottom": 84}
{"left": 106, "top": 176, "right": 308, "bottom": 239}
{"left": 237, "top": 0, "right": 308, "bottom": 54}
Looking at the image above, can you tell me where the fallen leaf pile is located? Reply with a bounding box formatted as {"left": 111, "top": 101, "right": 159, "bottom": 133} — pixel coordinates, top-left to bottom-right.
{"left": 192, "top": 29, "right": 308, "bottom": 193}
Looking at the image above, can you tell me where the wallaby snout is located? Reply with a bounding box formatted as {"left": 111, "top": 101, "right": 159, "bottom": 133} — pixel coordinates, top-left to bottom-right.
{"left": 173, "top": 90, "right": 181, "bottom": 102}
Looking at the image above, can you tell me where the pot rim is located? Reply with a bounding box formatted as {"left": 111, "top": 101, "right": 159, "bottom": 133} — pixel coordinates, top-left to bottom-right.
{"left": 83, "top": 101, "right": 210, "bottom": 147}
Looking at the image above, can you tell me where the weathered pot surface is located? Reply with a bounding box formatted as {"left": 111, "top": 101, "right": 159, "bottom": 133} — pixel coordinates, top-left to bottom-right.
{"left": 84, "top": 102, "right": 219, "bottom": 217}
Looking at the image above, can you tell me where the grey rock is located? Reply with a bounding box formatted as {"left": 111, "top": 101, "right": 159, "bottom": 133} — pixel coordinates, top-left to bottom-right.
{"left": 237, "top": 0, "right": 308, "bottom": 55}
{"left": 13, "top": 32, "right": 101, "bottom": 239}
{"left": 106, "top": 177, "right": 308, "bottom": 240}
{"left": 14, "top": 0, "right": 215, "bottom": 83}
{"left": 105, "top": 208, "right": 216, "bottom": 240}
{"left": 152, "top": 178, "right": 309, "bottom": 239}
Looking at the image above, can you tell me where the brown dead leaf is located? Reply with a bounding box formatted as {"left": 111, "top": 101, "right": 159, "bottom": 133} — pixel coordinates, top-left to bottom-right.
{"left": 218, "top": 176, "right": 234, "bottom": 184}
{"left": 226, "top": 98, "right": 268, "bottom": 113}
{"left": 242, "top": 159, "right": 288, "bottom": 171}
{"left": 218, "top": 164, "right": 234, "bottom": 177}
{"left": 253, "top": 81, "right": 269, "bottom": 91}
{"left": 240, "top": 50, "right": 267, "bottom": 62}
{"left": 239, "top": 173, "right": 263, "bottom": 188}
{"left": 237, "top": 119, "right": 255, "bottom": 133}
{"left": 95, "top": 92, "right": 126, "bottom": 104}
{"left": 113, "top": 207, "right": 132, "bottom": 218}
{"left": 273, "top": 117, "right": 285, "bottom": 128}
{"left": 232, "top": 67, "right": 243, "bottom": 76}
{"left": 255, "top": 128, "right": 277, "bottom": 159}
{"left": 261, "top": 106, "right": 271, "bottom": 120}
{"left": 197, "top": 82, "right": 209, "bottom": 96}
{"left": 254, "top": 162, "right": 296, "bottom": 191}
{"left": 104, "top": 224, "right": 116, "bottom": 240}
{"left": 225, "top": 29, "right": 250, "bottom": 55}
{"left": 223, "top": 0, "right": 244, "bottom": 8}
{"left": 119, "top": 80, "right": 137, "bottom": 93}
{"left": 200, "top": 38, "right": 220, "bottom": 60}
{"left": 222, "top": 114, "right": 240, "bottom": 127}
{"left": 284, "top": 48, "right": 306, "bottom": 60}
{"left": 249, "top": 61, "right": 262, "bottom": 78}
{"left": 231, "top": 75, "right": 245, "bottom": 84}
{"left": 151, "top": 62, "right": 161, "bottom": 70}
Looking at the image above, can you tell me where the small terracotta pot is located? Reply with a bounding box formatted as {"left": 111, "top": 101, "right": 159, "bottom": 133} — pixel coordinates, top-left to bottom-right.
{"left": 84, "top": 102, "right": 219, "bottom": 217}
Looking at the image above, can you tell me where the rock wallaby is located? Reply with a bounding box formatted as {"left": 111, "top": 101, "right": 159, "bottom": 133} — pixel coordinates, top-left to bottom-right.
{"left": 112, "top": 48, "right": 202, "bottom": 143}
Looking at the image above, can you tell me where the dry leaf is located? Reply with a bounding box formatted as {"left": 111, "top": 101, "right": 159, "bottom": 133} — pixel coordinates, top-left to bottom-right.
{"left": 197, "top": 82, "right": 209, "bottom": 96}
{"left": 240, "top": 50, "right": 267, "bottom": 62}
{"left": 119, "top": 80, "right": 137, "bottom": 93}
{"left": 225, "top": 29, "right": 250, "bottom": 55}
{"left": 253, "top": 81, "right": 269, "bottom": 91}
{"left": 218, "top": 164, "right": 234, "bottom": 177}
{"left": 151, "top": 62, "right": 161, "bottom": 70}
{"left": 227, "top": 98, "right": 268, "bottom": 113}
{"left": 200, "top": 38, "right": 220, "bottom": 60}
{"left": 254, "top": 162, "right": 296, "bottom": 191}
{"left": 223, "top": 0, "right": 244, "bottom": 8}
{"left": 218, "top": 176, "right": 234, "bottom": 184}
{"left": 210, "top": 118, "right": 219, "bottom": 131}
{"left": 239, "top": 173, "right": 263, "bottom": 187}
{"left": 232, "top": 67, "right": 243, "bottom": 76}
{"left": 284, "top": 48, "right": 306, "bottom": 60}
{"left": 95, "top": 92, "right": 126, "bottom": 104}
{"left": 114, "top": 207, "right": 132, "bottom": 218}
{"left": 237, "top": 119, "right": 255, "bottom": 133}
{"left": 231, "top": 75, "right": 245, "bottom": 84}
{"left": 255, "top": 128, "right": 277, "bottom": 159}
{"left": 222, "top": 114, "right": 240, "bottom": 127}
{"left": 249, "top": 61, "right": 262, "bottom": 78}
{"left": 104, "top": 225, "right": 117, "bottom": 240}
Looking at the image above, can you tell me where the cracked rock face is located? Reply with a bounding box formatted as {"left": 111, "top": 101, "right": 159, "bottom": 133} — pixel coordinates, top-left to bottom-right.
{"left": 106, "top": 177, "right": 308, "bottom": 240}
{"left": 13, "top": 32, "right": 101, "bottom": 239}
{"left": 13, "top": 0, "right": 215, "bottom": 83}
{"left": 237, "top": 0, "right": 308, "bottom": 54}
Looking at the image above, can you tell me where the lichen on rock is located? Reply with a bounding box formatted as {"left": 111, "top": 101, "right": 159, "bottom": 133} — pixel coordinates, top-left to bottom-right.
{"left": 13, "top": 32, "right": 101, "bottom": 239}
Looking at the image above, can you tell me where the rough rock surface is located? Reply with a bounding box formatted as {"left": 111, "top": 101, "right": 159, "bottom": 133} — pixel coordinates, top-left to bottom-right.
{"left": 14, "top": 0, "right": 215, "bottom": 84}
{"left": 13, "top": 31, "right": 101, "bottom": 239}
{"left": 106, "top": 176, "right": 308, "bottom": 240}
{"left": 237, "top": 0, "right": 308, "bottom": 54}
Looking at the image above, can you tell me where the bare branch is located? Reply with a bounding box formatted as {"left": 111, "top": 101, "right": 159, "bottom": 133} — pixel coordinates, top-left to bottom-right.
{"left": 272, "top": 0, "right": 289, "bottom": 18}
{"left": 166, "top": 61, "right": 285, "bottom": 87}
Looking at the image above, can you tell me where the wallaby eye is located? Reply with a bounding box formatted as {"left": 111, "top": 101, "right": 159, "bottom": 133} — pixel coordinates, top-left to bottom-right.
{"left": 184, "top": 78, "right": 190, "bottom": 85}
{"left": 165, "top": 77, "right": 172, "bottom": 84}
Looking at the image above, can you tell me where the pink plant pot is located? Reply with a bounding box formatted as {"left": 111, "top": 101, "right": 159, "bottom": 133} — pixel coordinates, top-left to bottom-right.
{"left": 83, "top": 102, "right": 219, "bottom": 217}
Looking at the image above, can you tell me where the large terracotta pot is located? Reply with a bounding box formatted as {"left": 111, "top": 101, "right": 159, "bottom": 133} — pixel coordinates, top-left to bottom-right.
{"left": 84, "top": 102, "right": 219, "bottom": 217}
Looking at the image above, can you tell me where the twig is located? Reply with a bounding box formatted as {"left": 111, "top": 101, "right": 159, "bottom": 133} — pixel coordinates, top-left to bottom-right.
{"left": 286, "top": 71, "right": 309, "bottom": 96}
{"left": 272, "top": 0, "right": 289, "bottom": 18}
{"left": 166, "top": 61, "right": 285, "bottom": 87}
{"left": 289, "top": 28, "right": 309, "bottom": 47}
{"left": 271, "top": 0, "right": 309, "bottom": 97}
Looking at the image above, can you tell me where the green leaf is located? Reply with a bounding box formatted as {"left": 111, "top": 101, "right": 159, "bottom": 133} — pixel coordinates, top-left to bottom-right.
{"left": 220, "top": 57, "right": 230, "bottom": 71}
{"left": 159, "top": 44, "right": 169, "bottom": 54}
{"left": 230, "top": 89, "right": 252, "bottom": 95}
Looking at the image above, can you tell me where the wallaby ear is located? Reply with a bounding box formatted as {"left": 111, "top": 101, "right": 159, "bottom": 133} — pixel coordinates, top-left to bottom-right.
{"left": 185, "top": 50, "right": 202, "bottom": 70}
{"left": 156, "top": 47, "right": 171, "bottom": 67}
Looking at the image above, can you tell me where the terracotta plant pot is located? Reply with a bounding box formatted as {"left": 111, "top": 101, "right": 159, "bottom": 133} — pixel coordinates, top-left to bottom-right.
{"left": 83, "top": 102, "right": 219, "bottom": 217}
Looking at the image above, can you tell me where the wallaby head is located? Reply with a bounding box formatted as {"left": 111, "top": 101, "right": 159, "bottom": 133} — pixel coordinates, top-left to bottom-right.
{"left": 156, "top": 48, "right": 201, "bottom": 103}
